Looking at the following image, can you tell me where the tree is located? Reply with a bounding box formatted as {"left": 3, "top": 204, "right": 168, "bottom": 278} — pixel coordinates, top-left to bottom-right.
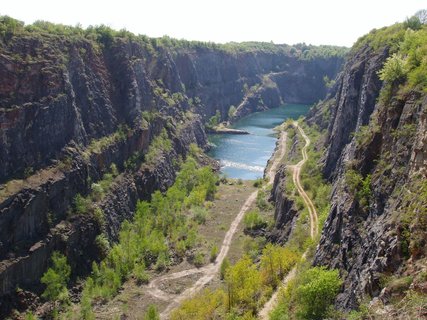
{"left": 414, "top": 9, "right": 427, "bottom": 24}
{"left": 295, "top": 267, "right": 342, "bottom": 319}
{"left": 41, "top": 252, "right": 71, "bottom": 303}
{"left": 378, "top": 53, "right": 407, "bottom": 83}
{"left": 225, "top": 255, "right": 262, "bottom": 312}
{"left": 228, "top": 105, "right": 237, "bottom": 119}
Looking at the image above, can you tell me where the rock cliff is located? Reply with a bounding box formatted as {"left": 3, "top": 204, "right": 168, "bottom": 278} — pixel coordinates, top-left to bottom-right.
{"left": 306, "top": 25, "right": 427, "bottom": 310}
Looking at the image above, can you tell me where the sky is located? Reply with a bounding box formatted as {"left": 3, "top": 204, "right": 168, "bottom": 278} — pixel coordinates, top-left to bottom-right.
{"left": 1, "top": 0, "right": 426, "bottom": 47}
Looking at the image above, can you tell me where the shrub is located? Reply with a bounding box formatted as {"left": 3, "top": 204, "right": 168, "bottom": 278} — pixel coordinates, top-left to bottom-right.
{"left": 294, "top": 267, "right": 342, "bottom": 319}
{"left": 220, "top": 258, "right": 230, "bottom": 280}
{"left": 210, "top": 245, "right": 219, "bottom": 262}
{"left": 144, "top": 305, "right": 160, "bottom": 320}
{"left": 225, "top": 255, "right": 262, "bottom": 311}
{"left": 41, "top": 252, "right": 71, "bottom": 303}
{"left": 256, "top": 190, "right": 271, "bottom": 211}
{"left": 95, "top": 234, "right": 110, "bottom": 257}
{"left": 244, "top": 210, "right": 267, "bottom": 230}
{"left": 191, "top": 206, "right": 209, "bottom": 224}
{"left": 253, "top": 178, "right": 263, "bottom": 188}
{"left": 193, "top": 252, "right": 205, "bottom": 267}
{"left": 228, "top": 105, "right": 237, "bottom": 119}
{"left": 74, "top": 194, "right": 90, "bottom": 214}
{"left": 133, "top": 263, "right": 150, "bottom": 285}
{"left": 378, "top": 53, "right": 407, "bottom": 83}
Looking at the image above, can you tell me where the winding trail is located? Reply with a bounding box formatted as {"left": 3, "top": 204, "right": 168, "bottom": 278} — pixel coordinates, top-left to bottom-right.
{"left": 145, "top": 131, "right": 288, "bottom": 319}
{"left": 258, "top": 122, "right": 318, "bottom": 319}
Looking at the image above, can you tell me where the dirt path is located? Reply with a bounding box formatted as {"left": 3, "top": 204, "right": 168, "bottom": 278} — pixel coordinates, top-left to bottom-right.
{"left": 258, "top": 122, "right": 318, "bottom": 319}
{"left": 144, "top": 131, "right": 288, "bottom": 319}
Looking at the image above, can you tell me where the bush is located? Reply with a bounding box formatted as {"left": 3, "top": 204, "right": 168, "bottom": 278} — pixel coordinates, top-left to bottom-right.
{"left": 144, "top": 305, "right": 160, "bottom": 320}
{"left": 244, "top": 210, "right": 267, "bottom": 230}
{"left": 378, "top": 53, "right": 407, "bottom": 83}
{"left": 191, "top": 206, "right": 209, "bottom": 224}
{"left": 228, "top": 105, "right": 237, "bottom": 119}
{"left": 256, "top": 190, "right": 271, "bottom": 211}
{"left": 193, "top": 252, "right": 205, "bottom": 267}
{"left": 74, "top": 194, "right": 90, "bottom": 214}
{"left": 133, "top": 263, "right": 150, "bottom": 285}
{"left": 41, "top": 252, "right": 71, "bottom": 303}
{"left": 220, "top": 258, "right": 230, "bottom": 280}
{"left": 253, "top": 178, "right": 263, "bottom": 188}
{"left": 210, "top": 245, "right": 219, "bottom": 262}
{"left": 294, "top": 267, "right": 342, "bottom": 319}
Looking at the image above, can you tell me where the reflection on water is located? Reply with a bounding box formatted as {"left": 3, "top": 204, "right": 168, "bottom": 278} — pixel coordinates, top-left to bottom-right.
{"left": 208, "top": 104, "right": 311, "bottom": 180}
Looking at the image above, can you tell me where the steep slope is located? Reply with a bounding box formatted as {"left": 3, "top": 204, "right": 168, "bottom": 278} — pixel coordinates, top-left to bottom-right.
{"left": 307, "top": 21, "right": 427, "bottom": 312}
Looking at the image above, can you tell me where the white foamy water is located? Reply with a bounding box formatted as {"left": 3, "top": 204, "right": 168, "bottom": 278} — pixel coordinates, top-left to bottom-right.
{"left": 221, "top": 160, "right": 264, "bottom": 172}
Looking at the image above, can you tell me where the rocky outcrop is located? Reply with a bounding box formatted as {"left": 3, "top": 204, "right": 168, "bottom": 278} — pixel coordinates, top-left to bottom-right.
{"left": 306, "top": 35, "right": 427, "bottom": 310}
{"left": 268, "top": 164, "right": 299, "bottom": 244}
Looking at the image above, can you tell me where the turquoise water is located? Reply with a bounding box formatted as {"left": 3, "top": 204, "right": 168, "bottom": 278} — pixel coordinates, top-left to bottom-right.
{"left": 208, "top": 104, "right": 311, "bottom": 180}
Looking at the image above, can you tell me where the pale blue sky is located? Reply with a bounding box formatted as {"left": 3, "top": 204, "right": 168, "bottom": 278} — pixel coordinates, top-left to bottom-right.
{"left": 2, "top": 0, "right": 425, "bottom": 46}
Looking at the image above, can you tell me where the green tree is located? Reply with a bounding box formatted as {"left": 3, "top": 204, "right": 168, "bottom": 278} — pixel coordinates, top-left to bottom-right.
{"left": 41, "top": 252, "right": 71, "bottom": 302}
{"left": 295, "top": 267, "right": 342, "bottom": 319}
{"left": 225, "top": 255, "right": 262, "bottom": 312}
{"left": 378, "top": 53, "right": 407, "bottom": 83}
{"left": 228, "top": 105, "right": 237, "bottom": 119}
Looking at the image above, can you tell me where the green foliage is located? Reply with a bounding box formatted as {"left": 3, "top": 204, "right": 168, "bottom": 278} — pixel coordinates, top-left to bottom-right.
{"left": 220, "top": 258, "right": 230, "bottom": 280}
{"left": 210, "top": 244, "right": 219, "bottom": 262}
{"left": 74, "top": 194, "right": 89, "bottom": 214}
{"left": 206, "top": 110, "right": 221, "bottom": 129}
{"left": 259, "top": 244, "right": 299, "bottom": 287}
{"left": 345, "top": 170, "right": 372, "bottom": 208}
{"left": 403, "top": 16, "right": 422, "bottom": 30}
{"left": 225, "top": 255, "right": 262, "bottom": 312}
{"left": 41, "top": 252, "right": 71, "bottom": 302}
{"left": 323, "top": 75, "right": 336, "bottom": 88}
{"left": 397, "top": 177, "right": 427, "bottom": 259}
{"left": 353, "top": 23, "right": 405, "bottom": 53}
{"left": 293, "top": 267, "right": 342, "bottom": 319}
{"left": 378, "top": 53, "right": 407, "bottom": 83}
{"left": 170, "top": 289, "right": 227, "bottom": 320}
{"left": 228, "top": 105, "right": 237, "bottom": 119}
{"left": 193, "top": 252, "right": 205, "bottom": 267}
{"left": 24, "top": 312, "right": 37, "bottom": 320}
{"left": 79, "top": 158, "right": 217, "bottom": 307}
{"left": 256, "top": 190, "right": 271, "bottom": 211}
{"left": 144, "top": 305, "right": 160, "bottom": 320}
{"left": 275, "top": 266, "right": 342, "bottom": 320}
{"left": 0, "top": 16, "right": 25, "bottom": 40}
{"left": 243, "top": 209, "right": 267, "bottom": 230}
{"left": 191, "top": 206, "right": 209, "bottom": 224}
{"left": 95, "top": 234, "right": 110, "bottom": 257}
{"left": 253, "top": 178, "right": 263, "bottom": 188}
{"left": 144, "top": 128, "right": 172, "bottom": 165}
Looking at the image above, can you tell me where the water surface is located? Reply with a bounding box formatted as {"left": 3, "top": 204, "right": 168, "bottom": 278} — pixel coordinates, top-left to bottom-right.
{"left": 208, "top": 104, "right": 311, "bottom": 180}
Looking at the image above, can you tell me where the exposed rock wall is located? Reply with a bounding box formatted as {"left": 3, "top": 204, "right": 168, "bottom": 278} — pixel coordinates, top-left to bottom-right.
{"left": 307, "top": 44, "right": 427, "bottom": 309}
{"left": 0, "top": 34, "right": 343, "bottom": 183}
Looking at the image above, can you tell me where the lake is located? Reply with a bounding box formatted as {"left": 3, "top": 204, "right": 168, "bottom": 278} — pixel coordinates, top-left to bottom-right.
{"left": 208, "top": 104, "right": 311, "bottom": 180}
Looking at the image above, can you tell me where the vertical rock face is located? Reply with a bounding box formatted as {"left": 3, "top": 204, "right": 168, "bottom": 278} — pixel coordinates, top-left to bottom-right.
{"left": 307, "top": 34, "right": 427, "bottom": 309}
{"left": 320, "top": 45, "right": 387, "bottom": 180}
{"left": 0, "top": 34, "right": 344, "bottom": 183}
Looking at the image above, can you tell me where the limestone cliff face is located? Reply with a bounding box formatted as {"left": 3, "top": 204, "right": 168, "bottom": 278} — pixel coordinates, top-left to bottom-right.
{"left": 0, "top": 34, "right": 344, "bottom": 183}
{"left": 307, "top": 43, "right": 427, "bottom": 309}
